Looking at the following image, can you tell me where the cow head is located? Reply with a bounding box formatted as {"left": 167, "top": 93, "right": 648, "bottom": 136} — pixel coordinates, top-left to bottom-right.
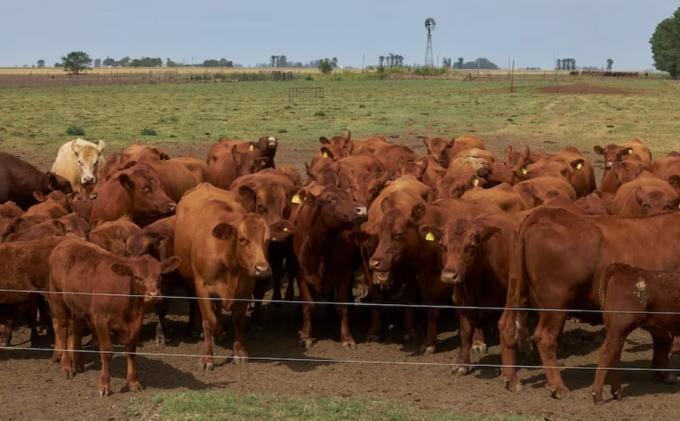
{"left": 212, "top": 214, "right": 272, "bottom": 279}
{"left": 45, "top": 172, "right": 73, "bottom": 195}
{"left": 127, "top": 232, "right": 172, "bottom": 260}
{"left": 398, "top": 157, "right": 429, "bottom": 181}
{"left": 256, "top": 136, "right": 278, "bottom": 163}
{"left": 593, "top": 143, "right": 635, "bottom": 170}
{"left": 118, "top": 164, "right": 177, "bottom": 217}
{"left": 422, "top": 137, "right": 453, "bottom": 166}
{"left": 231, "top": 144, "right": 270, "bottom": 176}
{"left": 368, "top": 195, "right": 419, "bottom": 286}
{"left": 633, "top": 186, "right": 679, "bottom": 216}
{"left": 236, "top": 184, "right": 295, "bottom": 242}
{"left": 601, "top": 157, "right": 648, "bottom": 192}
{"left": 298, "top": 186, "right": 367, "bottom": 230}
{"left": 57, "top": 213, "right": 90, "bottom": 237}
{"left": 319, "top": 131, "right": 353, "bottom": 160}
{"left": 437, "top": 167, "right": 488, "bottom": 199}
{"left": 72, "top": 139, "right": 106, "bottom": 186}
{"left": 418, "top": 218, "right": 499, "bottom": 284}
{"left": 337, "top": 167, "right": 387, "bottom": 206}
{"left": 111, "top": 255, "right": 181, "bottom": 302}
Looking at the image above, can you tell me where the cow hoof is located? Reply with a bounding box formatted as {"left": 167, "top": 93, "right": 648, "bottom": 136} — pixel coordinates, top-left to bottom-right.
{"left": 74, "top": 363, "right": 85, "bottom": 374}
{"left": 300, "top": 338, "right": 315, "bottom": 350}
{"left": 99, "top": 388, "right": 111, "bottom": 397}
{"left": 128, "top": 382, "right": 144, "bottom": 392}
{"left": 155, "top": 335, "right": 166, "bottom": 347}
{"left": 366, "top": 334, "right": 380, "bottom": 342}
{"left": 452, "top": 365, "right": 470, "bottom": 376}
{"left": 403, "top": 333, "right": 416, "bottom": 343}
{"left": 612, "top": 390, "right": 622, "bottom": 401}
{"left": 505, "top": 379, "right": 522, "bottom": 392}
{"left": 341, "top": 340, "right": 356, "bottom": 349}
{"left": 202, "top": 362, "right": 215, "bottom": 371}
{"left": 549, "top": 386, "right": 569, "bottom": 400}
{"left": 471, "top": 343, "right": 488, "bottom": 354}
{"left": 422, "top": 345, "right": 436, "bottom": 356}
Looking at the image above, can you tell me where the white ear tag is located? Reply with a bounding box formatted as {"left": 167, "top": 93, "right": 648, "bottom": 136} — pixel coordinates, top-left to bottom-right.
{"left": 248, "top": 144, "right": 254, "bottom": 151}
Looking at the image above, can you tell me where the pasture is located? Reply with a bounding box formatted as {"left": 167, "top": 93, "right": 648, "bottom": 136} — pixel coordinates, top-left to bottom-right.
{"left": 2, "top": 75, "right": 680, "bottom": 420}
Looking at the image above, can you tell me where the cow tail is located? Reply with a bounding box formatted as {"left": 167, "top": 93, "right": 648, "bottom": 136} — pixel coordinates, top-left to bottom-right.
{"left": 507, "top": 216, "right": 531, "bottom": 354}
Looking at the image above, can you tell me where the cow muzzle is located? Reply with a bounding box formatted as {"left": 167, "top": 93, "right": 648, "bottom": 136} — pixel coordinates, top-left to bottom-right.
{"left": 372, "top": 271, "right": 390, "bottom": 286}
{"left": 253, "top": 263, "right": 272, "bottom": 279}
{"left": 81, "top": 175, "right": 96, "bottom": 185}
{"left": 440, "top": 270, "right": 461, "bottom": 284}
{"left": 164, "top": 202, "right": 177, "bottom": 213}
{"left": 144, "top": 290, "right": 161, "bottom": 303}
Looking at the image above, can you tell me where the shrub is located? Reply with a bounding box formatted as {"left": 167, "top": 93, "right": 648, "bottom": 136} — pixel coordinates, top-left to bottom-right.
{"left": 65, "top": 125, "right": 85, "bottom": 136}
{"left": 141, "top": 128, "right": 157, "bottom": 136}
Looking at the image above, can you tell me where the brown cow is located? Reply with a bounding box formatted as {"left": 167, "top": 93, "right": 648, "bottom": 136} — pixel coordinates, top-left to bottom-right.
{"left": 600, "top": 155, "right": 650, "bottom": 194}
{"left": 48, "top": 237, "right": 180, "bottom": 395}
{"left": 652, "top": 153, "right": 680, "bottom": 194}
{"left": 593, "top": 138, "right": 653, "bottom": 170}
{"left": 89, "top": 217, "right": 142, "bottom": 256}
{"left": 422, "top": 135, "right": 486, "bottom": 167}
{"left": 574, "top": 191, "right": 611, "bottom": 215}
{"left": 0, "top": 152, "right": 72, "bottom": 209}
{"left": 592, "top": 264, "right": 680, "bottom": 403}
{"left": 292, "top": 185, "right": 368, "bottom": 348}
{"left": 175, "top": 183, "right": 272, "bottom": 368}
{"left": 319, "top": 131, "right": 354, "bottom": 159}
{"left": 90, "top": 163, "right": 176, "bottom": 227}
{"left": 206, "top": 139, "right": 275, "bottom": 189}
{"left": 512, "top": 176, "right": 577, "bottom": 209}
{"left": 24, "top": 191, "right": 70, "bottom": 218}
{"left": 499, "top": 208, "right": 680, "bottom": 398}
{"left": 516, "top": 147, "right": 595, "bottom": 197}
{"left": 3, "top": 219, "right": 67, "bottom": 242}
{"left": 610, "top": 172, "right": 679, "bottom": 216}
{"left": 462, "top": 184, "right": 525, "bottom": 213}
{"left": 0, "top": 236, "right": 65, "bottom": 346}
{"left": 419, "top": 207, "right": 516, "bottom": 373}
{"left": 0, "top": 201, "right": 24, "bottom": 218}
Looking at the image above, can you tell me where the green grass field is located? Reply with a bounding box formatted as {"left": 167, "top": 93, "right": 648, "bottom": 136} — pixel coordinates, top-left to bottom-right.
{"left": 128, "top": 390, "right": 531, "bottom": 421}
{"left": 0, "top": 77, "right": 678, "bottom": 163}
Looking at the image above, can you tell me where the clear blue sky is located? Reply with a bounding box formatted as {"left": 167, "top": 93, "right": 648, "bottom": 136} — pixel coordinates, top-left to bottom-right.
{"left": 0, "top": 0, "right": 676, "bottom": 69}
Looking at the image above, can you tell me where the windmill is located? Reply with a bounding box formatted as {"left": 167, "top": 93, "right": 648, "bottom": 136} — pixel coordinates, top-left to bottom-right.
{"left": 424, "top": 18, "right": 436, "bottom": 67}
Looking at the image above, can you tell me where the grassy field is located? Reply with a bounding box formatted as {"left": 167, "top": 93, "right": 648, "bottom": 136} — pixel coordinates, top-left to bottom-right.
{"left": 128, "top": 390, "right": 531, "bottom": 421}
{"left": 0, "top": 77, "right": 678, "bottom": 166}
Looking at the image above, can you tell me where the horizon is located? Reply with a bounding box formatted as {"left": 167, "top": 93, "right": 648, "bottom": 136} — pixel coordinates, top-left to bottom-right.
{"left": 1, "top": 1, "right": 677, "bottom": 70}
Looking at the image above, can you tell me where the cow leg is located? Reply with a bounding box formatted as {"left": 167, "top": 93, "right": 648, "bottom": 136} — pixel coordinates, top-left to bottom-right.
{"left": 651, "top": 333, "right": 676, "bottom": 384}
{"left": 454, "top": 311, "right": 474, "bottom": 375}
{"left": 296, "top": 273, "right": 316, "bottom": 349}
{"left": 154, "top": 300, "right": 169, "bottom": 346}
{"left": 498, "top": 309, "right": 522, "bottom": 391}
{"left": 533, "top": 311, "right": 569, "bottom": 399}
{"left": 195, "top": 287, "right": 217, "bottom": 370}
{"left": 366, "top": 285, "right": 381, "bottom": 342}
{"left": 251, "top": 278, "right": 268, "bottom": 330}
{"left": 472, "top": 327, "right": 487, "bottom": 354}
{"left": 52, "top": 316, "right": 72, "bottom": 377}
{"left": 212, "top": 300, "right": 225, "bottom": 344}
{"left": 404, "top": 308, "right": 416, "bottom": 343}
{"left": 69, "top": 319, "right": 85, "bottom": 374}
{"left": 125, "top": 316, "right": 144, "bottom": 392}
{"left": 93, "top": 323, "right": 113, "bottom": 396}
{"left": 422, "top": 308, "right": 439, "bottom": 355}
{"left": 336, "top": 281, "right": 355, "bottom": 349}
{"left": 231, "top": 301, "right": 249, "bottom": 364}
{"left": 0, "top": 321, "right": 13, "bottom": 347}
{"left": 591, "top": 327, "right": 627, "bottom": 403}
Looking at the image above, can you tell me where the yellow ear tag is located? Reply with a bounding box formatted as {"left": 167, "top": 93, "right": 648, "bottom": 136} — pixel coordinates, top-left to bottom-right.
{"left": 575, "top": 162, "right": 583, "bottom": 170}
{"left": 521, "top": 168, "right": 528, "bottom": 175}
{"left": 291, "top": 194, "right": 302, "bottom": 204}
{"left": 425, "top": 231, "right": 436, "bottom": 242}
{"left": 628, "top": 149, "right": 633, "bottom": 155}
{"left": 283, "top": 226, "right": 289, "bottom": 232}
{"left": 322, "top": 151, "right": 329, "bottom": 158}
{"left": 248, "top": 144, "right": 254, "bottom": 151}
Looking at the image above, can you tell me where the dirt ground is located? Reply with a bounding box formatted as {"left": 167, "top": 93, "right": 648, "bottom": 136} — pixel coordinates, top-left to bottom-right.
{"left": 0, "top": 139, "right": 663, "bottom": 421}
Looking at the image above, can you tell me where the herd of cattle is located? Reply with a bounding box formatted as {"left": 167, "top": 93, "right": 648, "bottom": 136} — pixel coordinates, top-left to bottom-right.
{"left": 1, "top": 133, "right": 680, "bottom": 402}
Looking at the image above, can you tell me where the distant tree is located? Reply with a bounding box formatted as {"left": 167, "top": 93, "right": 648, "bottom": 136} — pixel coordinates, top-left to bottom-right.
{"left": 278, "top": 55, "right": 288, "bottom": 67}
{"left": 54, "top": 62, "right": 63, "bottom": 68}
{"left": 218, "top": 58, "right": 234, "bottom": 67}
{"left": 102, "top": 56, "right": 116, "bottom": 66}
{"left": 36, "top": 59, "right": 45, "bottom": 68}
{"left": 650, "top": 7, "right": 680, "bottom": 79}
{"left": 118, "top": 56, "right": 130, "bottom": 67}
{"left": 318, "top": 58, "right": 337, "bottom": 74}
{"left": 462, "top": 57, "right": 499, "bottom": 70}
{"left": 129, "top": 57, "right": 163, "bottom": 67}
{"left": 606, "top": 58, "right": 614, "bottom": 71}
{"left": 166, "top": 58, "right": 176, "bottom": 67}
{"left": 94, "top": 58, "right": 102, "bottom": 67}
{"left": 378, "top": 56, "right": 385, "bottom": 69}
{"left": 61, "top": 51, "right": 91, "bottom": 75}
{"left": 442, "top": 57, "right": 452, "bottom": 68}
{"left": 270, "top": 55, "right": 277, "bottom": 67}
{"left": 455, "top": 57, "right": 464, "bottom": 69}
{"left": 556, "top": 58, "right": 562, "bottom": 70}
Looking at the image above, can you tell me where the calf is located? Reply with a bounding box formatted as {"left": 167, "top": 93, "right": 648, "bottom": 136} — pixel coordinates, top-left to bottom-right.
{"left": 319, "top": 131, "right": 354, "bottom": 160}
{"left": 592, "top": 264, "right": 680, "bottom": 403}
{"left": 51, "top": 138, "right": 106, "bottom": 194}
{"left": 89, "top": 217, "right": 142, "bottom": 256}
{"left": 48, "top": 237, "right": 179, "bottom": 396}
{"left": 610, "top": 172, "right": 679, "bottom": 216}
{"left": 515, "top": 147, "right": 595, "bottom": 198}
{"left": 593, "top": 138, "right": 653, "bottom": 170}
{"left": 0, "top": 152, "right": 72, "bottom": 209}
{"left": 600, "top": 156, "right": 650, "bottom": 194}
{"left": 499, "top": 209, "right": 680, "bottom": 398}
{"left": 652, "top": 153, "right": 680, "bottom": 194}
{"left": 175, "top": 183, "right": 272, "bottom": 368}
{"left": 423, "top": 135, "right": 485, "bottom": 168}
{"left": 0, "top": 201, "right": 23, "bottom": 218}
{"left": 512, "top": 176, "right": 577, "bottom": 209}
{"left": 206, "top": 139, "right": 274, "bottom": 189}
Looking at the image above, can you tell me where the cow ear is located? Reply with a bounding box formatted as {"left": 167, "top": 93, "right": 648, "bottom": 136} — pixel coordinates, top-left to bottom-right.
{"left": 71, "top": 140, "right": 83, "bottom": 156}
{"left": 504, "top": 145, "right": 513, "bottom": 161}
{"left": 380, "top": 195, "right": 394, "bottom": 212}
{"left": 97, "top": 140, "right": 106, "bottom": 154}
{"left": 418, "top": 225, "right": 442, "bottom": 243}
{"left": 620, "top": 147, "right": 634, "bottom": 157}
{"left": 51, "top": 220, "right": 67, "bottom": 234}
{"left": 410, "top": 203, "right": 426, "bottom": 222}
{"left": 319, "top": 136, "right": 330, "bottom": 145}
{"left": 593, "top": 145, "right": 604, "bottom": 155}
{"left": 110, "top": 263, "right": 133, "bottom": 277}
{"left": 668, "top": 175, "right": 680, "bottom": 192}
{"left": 345, "top": 130, "right": 351, "bottom": 141}
{"left": 634, "top": 186, "right": 646, "bottom": 206}
{"left": 422, "top": 137, "right": 431, "bottom": 151}
{"left": 33, "top": 191, "right": 47, "bottom": 202}
{"left": 46, "top": 173, "right": 61, "bottom": 191}
{"left": 269, "top": 220, "right": 294, "bottom": 241}
{"left": 320, "top": 146, "right": 334, "bottom": 160}
{"left": 570, "top": 159, "right": 585, "bottom": 171}
{"left": 118, "top": 173, "right": 135, "bottom": 190}
{"left": 478, "top": 226, "right": 501, "bottom": 242}
{"left": 230, "top": 144, "right": 240, "bottom": 164}
{"left": 238, "top": 185, "right": 257, "bottom": 212}
{"left": 212, "top": 223, "right": 235, "bottom": 240}
{"left": 160, "top": 256, "right": 182, "bottom": 274}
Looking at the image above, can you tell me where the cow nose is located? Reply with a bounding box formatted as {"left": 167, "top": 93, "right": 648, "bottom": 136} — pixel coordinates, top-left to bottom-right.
{"left": 441, "top": 270, "right": 460, "bottom": 283}
{"left": 254, "top": 263, "right": 271, "bottom": 278}
{"left": 605, "top": 162, "right": 613, "bottom": 169}
{"left": 166, "top": 202, "right": 177, "bottom": 212}
{"left": 82, "top": 175, "right": 95, "bottom": 184}
{"left": 355, "top": 206, "right": 367, "bottom": 216}
{"left": 369, "top": 258, "right": 381, "bottom": 269}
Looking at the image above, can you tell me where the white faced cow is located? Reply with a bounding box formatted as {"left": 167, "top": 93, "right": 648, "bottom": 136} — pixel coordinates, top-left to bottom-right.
{"left": 51, "top": 138, "right": 106, "bottom": 194}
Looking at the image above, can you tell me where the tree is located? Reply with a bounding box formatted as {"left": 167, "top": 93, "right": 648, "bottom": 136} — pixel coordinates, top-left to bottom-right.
{"left": 118, "top": 56, "right": 130, "bottom": 67}
{"left": 318, "top": 58, "right": 337, "bottom": 74}
{"left": 61, "top": 51, "right": 91, "bottom": 75}
{"left": 650, "top": 7, "right": 680, "bottom": 79}
{"left": 103, "top": 57, "right": 116, "bottom": 66}
{"left": 36, "top": 59, "right": 45, "bottom": 68}
{"left": 378, "top": 56, "right": 385, "bottom": 69}
{"left": 606, "top": 58, "right": 614, "bottom": 71}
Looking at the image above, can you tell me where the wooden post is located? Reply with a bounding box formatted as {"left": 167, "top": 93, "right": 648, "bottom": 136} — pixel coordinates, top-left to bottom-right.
{"left": 510, "top": 60, "right": 515, "bottom": 93}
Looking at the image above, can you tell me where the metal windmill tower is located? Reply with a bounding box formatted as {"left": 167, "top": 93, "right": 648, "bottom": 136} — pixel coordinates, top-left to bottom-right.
{"left": 424, "top": 18, "right": 436, "bottom": 67}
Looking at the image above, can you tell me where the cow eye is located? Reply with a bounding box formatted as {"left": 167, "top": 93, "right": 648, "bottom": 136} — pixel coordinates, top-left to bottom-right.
{"left": 239, "top": 237, "right": 248, "bottom": 244}
{"left": 78, "top": 160, "right": 83, "bottom": 166}
{"left": 143, "top": 186, "right": 151, "bottom": 193}
{"left": 393, "top": 233, "right": 403, "bottom": 241}
{"left": 257, "top": 205, "right": 266, "bottom": 214}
